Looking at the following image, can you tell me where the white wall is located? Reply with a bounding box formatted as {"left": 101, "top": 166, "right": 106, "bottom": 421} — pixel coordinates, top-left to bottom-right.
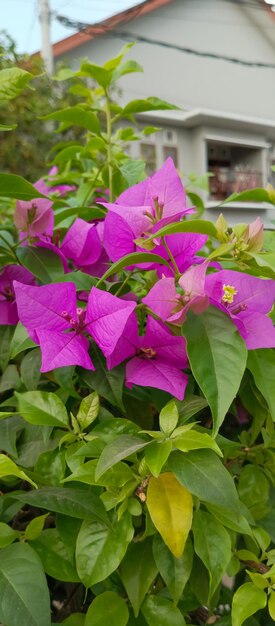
{"left": 61, "top": 0, "right": 275, "bottom": 120}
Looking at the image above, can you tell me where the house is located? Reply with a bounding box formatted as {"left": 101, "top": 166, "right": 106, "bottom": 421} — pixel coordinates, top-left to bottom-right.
{"left": 51, "top": 0, "right": 275, "bottom": 226}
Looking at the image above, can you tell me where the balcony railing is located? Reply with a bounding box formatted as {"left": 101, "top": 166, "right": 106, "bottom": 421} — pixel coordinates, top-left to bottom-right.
{"left": 208, "top": 166, "right": 263, "bottom": 201}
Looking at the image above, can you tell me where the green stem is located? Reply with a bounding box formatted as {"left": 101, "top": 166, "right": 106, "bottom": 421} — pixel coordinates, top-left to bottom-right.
{"left": 161, "top": 236, "right": 180, "bottom": 278}
{"left": 115, "top": 271, "right": 134, "bottom": 297}
{"left": 105, "top": 89, "right": 113, "bottom": 202}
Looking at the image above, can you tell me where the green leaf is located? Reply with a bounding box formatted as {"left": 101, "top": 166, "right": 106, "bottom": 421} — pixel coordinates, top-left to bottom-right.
{"left": 206, "top": 503, "right": 252, "bottom": 535}
{"left": 146, "top": 472, "right": 193, "bottom": 558}
{"left": 0, "top": 123, "right": 17, "bottom": 131}
{"left": 0, "top": 542, "right": 51, "bottom": 626}
{"left": 16, "top": 247, "right": 64, "bottom": 283}
{"left": 0, "top": 522, "right": 20, "bottom": 547}
{"left": 141, "top": 595, "right": 186, "bottom": 626}
{"left": 182, "top": 308, "right": 247, "bottom": 435}
{"left": 112, "top": 59, "right": 143, "bottom": 83}
{"left": 173, "top": 430, "right": 222, "bottom": 457}
{"left": 41, "top": 106, "right": 100, "bottom": 134}
{"left": 0, "top": 416, "right": 23, "bottom": 457}
{"left": 53, "top": 270, "right": 97, "bottom": 290}
{"left": 79, "top": 62, "right": 112, "bottom": 87}
{"left": 76, "top": 512, "right": 134, "bottom": 586}
{"left": 192, "top": 510, "right": 231, "bottom": 600}
{"left": 95, "top": 435, "right": 150, "bottom": 480}
{"left": 145, "top": 219, "right": 217, "bottom": 243}
{"left": 120, "top": 538, "right": 158, "bottom": 617}
{"left": 21, "top": 348, "right": 41, "bottom": 390}
{"left": 159, "top": 399, "right": 179, "bottom": 435}
{"left": 238, "top": 464, "right": 269, "bottom": 518}
{"left": 85, "top": 591, "right": 129, "bottom": 626}
{"left": 224, "top": 188, "right": 272, "bottom": 204}
{"left": 0, "top": 325, "right": 14, "bottom": 371}
{"left": 232, "top": 582, "right": 266, "bottom": 626}
{"left": 0, "top": 364, "right": 21, "bottom": 393}
{"left": 176, "top": 395, "right": 208, "bottom": 424}
{"left": 14, "top": 487, "right": 109, "bottom": 524}
{"left": 0, "top": 173, "right": 45, "bottom": 200}
{"left": 96, "top": 252, "right": 170, "bottom": 286}
{"left": 170, "top": 449, "right": 240, "bottom": 512}
{"left": 77, "top": 392, "right": 99, "bottom": 430}
{"left": 0, "top": 67, "right": 32, "bottom": 101}
{"left": 145, "top": 440, "right": 172, "bottom": 477}
{"left": 122, "top": 97, "right": 180, "bottom": 116}
{"left": 10, "top": 322, "right": 36, "bottom": 358}
{"left": 15, "top": 390, "right": 69, "bottom": 428}
{"left": 31, "top": 529, "right": 80, "bottom": 582}
{"left": 53, "top": 144, "right": 82, "bottom": 165}
{"left": 247, "top": 350, "right": 275, "bottom": 422}
{"left": 0, "top": 454, "right": 36, "bottom": 487}
{"left": 24, "top": 513, "right": 49, "bottom": 541}
{"left": 248, "top": 252, "right": 275, "bottom": 278}
{"left": 80, "top": 345, "right": 124, "bottom": 409}
{"left": 119, "top": 160, "right": 146, "bottom": 186}
{"left": 64, "top": 459, "right": 134, "bottom": 488}
{"left": 62, "top": 614, "right": 85, "bottom": 626}
{"left": 153, "top": 534, "right": 193, "bottom": 604}
{"left": 268, "top": 589, "right": 275, "bottom": 620}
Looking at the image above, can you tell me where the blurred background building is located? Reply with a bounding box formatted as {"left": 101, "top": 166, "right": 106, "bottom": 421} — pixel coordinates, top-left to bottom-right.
{"left": 46, "top": 0, "right": 275, "bottom": 224}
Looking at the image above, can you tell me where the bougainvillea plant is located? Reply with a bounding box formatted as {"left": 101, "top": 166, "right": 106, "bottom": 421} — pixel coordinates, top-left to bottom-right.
{"left": 2, "top": 44, "right": 275, "bottom": 626}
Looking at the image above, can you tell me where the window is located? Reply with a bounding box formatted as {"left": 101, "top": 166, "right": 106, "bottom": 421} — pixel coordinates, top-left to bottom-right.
{"left": 140, "top": 143, "right": 157, "bottom": 175}
{"left": 163, "top": 146, "right": 178, "bottom": 167}
{"left": 207, "top": 141, "right": 263, "bottom": 201}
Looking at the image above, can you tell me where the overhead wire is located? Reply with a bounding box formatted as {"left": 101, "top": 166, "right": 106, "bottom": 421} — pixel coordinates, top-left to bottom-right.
{"left": 53, "top": 8, "right": 275, "bottom": 70}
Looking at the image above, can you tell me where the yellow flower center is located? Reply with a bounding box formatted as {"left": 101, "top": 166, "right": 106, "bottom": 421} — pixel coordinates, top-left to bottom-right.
{"left": 222, "top": 284, "right": 237, "bottom": 304}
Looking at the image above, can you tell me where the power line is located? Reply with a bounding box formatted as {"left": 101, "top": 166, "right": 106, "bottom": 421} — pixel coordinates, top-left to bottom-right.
{"left": 54, "top": 12, "right": 275, "bottom": 70}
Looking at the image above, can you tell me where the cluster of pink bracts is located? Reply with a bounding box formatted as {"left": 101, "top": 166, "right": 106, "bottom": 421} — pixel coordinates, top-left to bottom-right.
{"left": 1, "top": 159, "right": 275, "bottom": 400}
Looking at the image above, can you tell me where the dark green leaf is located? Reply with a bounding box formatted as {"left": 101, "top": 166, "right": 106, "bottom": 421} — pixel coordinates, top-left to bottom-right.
{"left": 95, "top": 435, "right": 149, "bottom": 479}
{"left": 192, "top": 510, "right": 231, "bottom": 600}
{"left": 120, "top": 538, "right": 158, "bottom": 616}
{"left": 14, "top": 487, "right": 109, "bottom": 524}
{"left": 0, "top": 416, "right": 23, "bottom": 457}
{"left": 96, "top": 252, "right": 170, "bottom": 286}
{"left": 76, "top": 512, "right": 134, "bottom": 586}
{"left": 85, "top": 591, "right": 129, "bottom": 626}
{"left": 153, "top": 534, "right": 193, "bottom": 604}
{"left": 247, "top": 350, "right": 275, "bottom": 422}
{"left": 170, "top": 449, "right": 240, "bottom": 512}
{"left": 31, "top": 529, "right": 80, "bottom": 582}
{"left": 182, "top": 308, "right": 247, "bottom": 435}
{"left": 16, "top": 247, "right": 64, "bottom": 283}
{"left": 0, "top": 364, "right": 21, "bottom": 393}
{"left": 0, "top": 542, "right": 51, "bottom": 626}
{"left": 0, "top": 173, "right": 45, "bottom": 200}
{"left": 80, "top": 345, "right": 124, "bottom": 409}
{"left": 0, "top": 325, "right": 15, "bottom": 370}
{"left": 10, "top": 322, "right": 36, "bottom": 358}
{"left": 21, "top": 349, "right": 41, "bottom": 390}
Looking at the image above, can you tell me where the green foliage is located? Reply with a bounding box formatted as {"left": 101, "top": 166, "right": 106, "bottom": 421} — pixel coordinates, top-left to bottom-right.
{"left": 1, "top": 36, "right": 275, "bottom": 626}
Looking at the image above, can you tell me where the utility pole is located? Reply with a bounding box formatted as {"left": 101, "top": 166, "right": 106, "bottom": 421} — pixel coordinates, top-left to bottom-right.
{"left": 39, "top": 0, "right": 54, "bottom": 75}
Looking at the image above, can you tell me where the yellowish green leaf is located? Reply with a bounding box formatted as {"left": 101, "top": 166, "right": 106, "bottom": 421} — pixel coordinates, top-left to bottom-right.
{"left": 146, "top": 472, "right": 193, "bottom": 558}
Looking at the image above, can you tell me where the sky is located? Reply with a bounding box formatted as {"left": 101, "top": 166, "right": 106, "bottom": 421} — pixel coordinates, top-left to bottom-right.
{"left": 1, "top": 0, "right": 142, "bottom": 54}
